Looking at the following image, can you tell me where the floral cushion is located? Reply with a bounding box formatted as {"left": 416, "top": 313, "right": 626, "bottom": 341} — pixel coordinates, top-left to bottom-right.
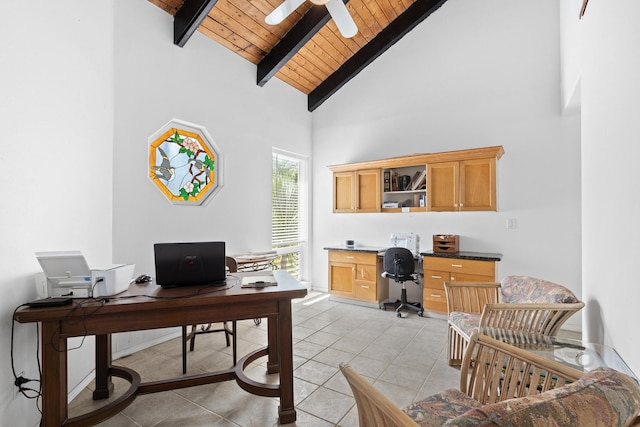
{"left": 500, "top": 276, "right": 578, "bottom": 304}
{"left": 444, "top": 367, "right": 640, "bottom": 427}
{"left": 403, "top": 388, "right": 483, "bottom": 427}
{"left": 449, "top": 312, "right": 482, "bottom": 337}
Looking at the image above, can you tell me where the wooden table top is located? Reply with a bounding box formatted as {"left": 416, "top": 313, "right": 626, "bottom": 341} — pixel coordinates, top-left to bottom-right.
{"left": 15, "top": 270, "right": 307, "bottom": 325}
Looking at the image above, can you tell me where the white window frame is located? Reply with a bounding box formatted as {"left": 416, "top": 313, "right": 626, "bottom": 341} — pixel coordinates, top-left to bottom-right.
{"left": 272, "top": 148, "right": 309, "bottom": 282}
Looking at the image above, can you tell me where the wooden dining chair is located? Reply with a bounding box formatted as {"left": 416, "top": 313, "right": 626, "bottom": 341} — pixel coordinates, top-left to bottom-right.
{"left": 181, "top": 256, "right": 237, "bottom": 373}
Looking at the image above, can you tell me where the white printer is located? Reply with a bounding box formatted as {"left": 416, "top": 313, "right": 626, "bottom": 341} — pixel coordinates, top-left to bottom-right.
{"left": 390, "top": 232, "right": 420, "bottom": 256}
{"left": 35, "top": 251, "right": 134, "bottom": 298}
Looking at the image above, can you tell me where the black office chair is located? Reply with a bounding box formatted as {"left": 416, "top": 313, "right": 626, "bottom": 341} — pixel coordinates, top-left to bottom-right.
{"left": 382, "top": 247, "right": 423, "bottom": 317}
{"left": 181, "top": 256, "right": 237, "bottom": 373}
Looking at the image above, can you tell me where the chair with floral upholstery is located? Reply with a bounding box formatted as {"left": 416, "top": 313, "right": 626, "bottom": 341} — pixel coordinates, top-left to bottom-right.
{"left": 341, "top": 332, "right": 640, "bottom": 427}
{"left": 444, "top": 275, "right": 585, "bottom": 366}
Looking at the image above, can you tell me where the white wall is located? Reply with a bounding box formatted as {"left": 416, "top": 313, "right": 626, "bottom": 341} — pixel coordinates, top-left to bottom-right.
{"left": 560, "top": 0, "right": 584, "bottom": 113}
{"left": 0, "top": 2, "right": 114, "bottom": 426}
{"left": 581, "top": 0, "right": 640, "bottom": 375}
{"left": 311, "top": 0, "right": 583, "bottom": 330}
{"left": 110, "top": 0, "right": 311, "bottom": 352}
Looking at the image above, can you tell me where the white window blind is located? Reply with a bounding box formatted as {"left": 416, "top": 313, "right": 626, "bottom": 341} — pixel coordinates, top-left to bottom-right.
{"left": 272, "top": 153, "right": 300, "bottom": 247}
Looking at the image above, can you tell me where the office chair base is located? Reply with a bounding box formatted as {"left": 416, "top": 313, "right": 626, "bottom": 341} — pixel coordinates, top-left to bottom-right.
{"left": 382, "top": 295, "right": 423, "bottom": 317}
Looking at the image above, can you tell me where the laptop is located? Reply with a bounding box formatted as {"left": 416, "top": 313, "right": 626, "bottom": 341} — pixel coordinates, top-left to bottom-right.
{"left": 154, "top": 242, "right": 226, "bottom": 288}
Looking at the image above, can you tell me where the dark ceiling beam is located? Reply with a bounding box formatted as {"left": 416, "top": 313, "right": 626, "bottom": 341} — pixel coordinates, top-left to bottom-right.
{"left": 257, "top": 1, "right": 351, "bottom": 87}
{"left": 174, "top": 0, "right": 218, "bottom": 47}
{"left": 308, "top": 0, "right": 448, "bottom": 112}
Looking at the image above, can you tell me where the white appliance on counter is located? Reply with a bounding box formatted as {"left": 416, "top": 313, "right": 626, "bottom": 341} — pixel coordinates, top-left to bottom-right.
{"left": 35, "top": 251, "right": 134, "bottom": 298}
{"left": 390, "top": 232, "right": 420, "bottom": 256}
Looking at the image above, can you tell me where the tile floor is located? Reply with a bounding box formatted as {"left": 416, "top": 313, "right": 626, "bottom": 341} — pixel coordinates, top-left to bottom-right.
{"left": 69, "top": 292, "right": 464, "bottom": 426}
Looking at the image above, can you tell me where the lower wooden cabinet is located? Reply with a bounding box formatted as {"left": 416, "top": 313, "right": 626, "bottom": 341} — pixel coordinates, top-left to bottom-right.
{"left": 422, "top": 256, "right": 497, "bottom": 314}
{"left": 328, "top": 250, "right": 387, "bottom": 303}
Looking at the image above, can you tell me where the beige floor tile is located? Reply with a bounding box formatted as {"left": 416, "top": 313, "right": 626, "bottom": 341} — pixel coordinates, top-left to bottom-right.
{"left": 296, "top": 387, "right": 354, "bottom": 425}
{"left": 70, "top": 294, "right": 463, "bottom": 427}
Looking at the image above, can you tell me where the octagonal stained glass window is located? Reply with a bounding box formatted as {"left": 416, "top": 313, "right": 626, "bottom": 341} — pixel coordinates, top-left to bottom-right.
{"left": 148, "top": 119, "right": 222, "bottom": 205}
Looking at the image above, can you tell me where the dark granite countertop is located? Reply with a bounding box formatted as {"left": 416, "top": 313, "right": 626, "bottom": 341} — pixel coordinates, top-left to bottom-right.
{"left": 421, "top": 251, "right": 502, "bottom": 261}
{"left": 325, "top": 246, "right": 501, "bottom": 261}
{"left": 324, "top": 245, "right": 387, "bottom": 254}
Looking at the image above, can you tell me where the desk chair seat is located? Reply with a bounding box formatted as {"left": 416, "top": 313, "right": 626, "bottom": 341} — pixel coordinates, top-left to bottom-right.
{"left": 181, "top": 256, "right": 238, "bottom": 373}
{"left": 381, "top": 247, "right": 423, "bottom": 318}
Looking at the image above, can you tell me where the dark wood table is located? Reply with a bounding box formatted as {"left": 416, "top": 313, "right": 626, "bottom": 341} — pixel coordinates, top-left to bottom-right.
{"left": 14, "top": 270, "right": 307, "bottom": 426}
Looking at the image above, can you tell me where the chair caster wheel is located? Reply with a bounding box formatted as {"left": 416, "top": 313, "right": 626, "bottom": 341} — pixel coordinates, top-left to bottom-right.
{"left": 396, "top": 312, "right": 402, "bottom": 318}
{"left": 418, "top": 311, "right": 424, "bottom": 317}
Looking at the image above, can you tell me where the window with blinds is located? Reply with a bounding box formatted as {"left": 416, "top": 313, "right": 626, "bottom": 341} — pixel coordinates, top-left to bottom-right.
{"left": 272, "top": 150, "right": 306, "bottom": 279}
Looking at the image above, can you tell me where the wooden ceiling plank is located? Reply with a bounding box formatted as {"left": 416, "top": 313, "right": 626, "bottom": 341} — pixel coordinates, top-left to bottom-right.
{"left": 345, "top": 6, "right": 376, "bottom": 41}
{"left": 308, "top": 0, "right": 448, "bottom": 111}
{"left": 212, "top": 7, "right": 264, "bottom": 48}
{"left": 294, "top": 47, "right": 333, "bottom": 79}
{"left": 302, "top": 38, "right": 342, "bottom": 70}
{"left": 276, "top": 66, "right": 315, "bottom": 93}
{"left": 253, "top": 0, "right": 313, "bottom": 31}
{"left": 257, "top": 0, "right": 352, "bottom": 87}
{"left": 354, "top": 0, "right": 384, "bottom": 37}
{"left": 285, "top": 53, "right": 326, "bottom": 85}
{"left": 148, "top": 0, "right": 180, "bottom": 14}
{"left": 199, "top": 20, "right": 264, "bottom": 63}
{"left": 213, "top": 3, "right": 275, "bottom": 52}
{"left": 321, "top": 23, "right": 361, "bottom": 55}
{"left": 276, "top": 73, "right": 312, "bottom": 94}
{"left": 225, "top": 0, "right": 277, "bottom": 32}
{"left": 174, "top": 0, "right": 218, "bottom": 47}
{"left": 225, "top": 0, "right": 288, "bottom": 42}
{"left": 362, "top": 0, "right": 390, "bottom": 28}
{"left": 373, "top": 0, "right": 398, "bottom": 23}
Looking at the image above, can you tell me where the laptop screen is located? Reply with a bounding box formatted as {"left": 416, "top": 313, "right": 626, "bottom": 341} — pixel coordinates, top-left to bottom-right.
{"left": 154, "top": 242, "right": 226, "bottom": 288}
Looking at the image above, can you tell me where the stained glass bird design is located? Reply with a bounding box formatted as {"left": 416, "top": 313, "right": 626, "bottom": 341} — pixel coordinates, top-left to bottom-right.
{"left": 152, "top": 147, "right": 175, "bottom": 182}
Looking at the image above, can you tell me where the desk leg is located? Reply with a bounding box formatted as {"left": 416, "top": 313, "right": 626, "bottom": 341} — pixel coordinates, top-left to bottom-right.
{"left": 93, "top": 333, "right": 114, "bottom": 400}
{"left": 41, "top": 321, "right": 67, "bottom": 427}
{"left": 266, "top": 315, "right": 279, "bottom": 374}
{"left": 277, "top": 300, "right": 296, "bottom": 424}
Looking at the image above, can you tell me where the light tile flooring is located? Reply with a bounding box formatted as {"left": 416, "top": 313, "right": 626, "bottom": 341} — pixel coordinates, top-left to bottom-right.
{"left": 69, "top": 292, "right": 463, "bottom": 426}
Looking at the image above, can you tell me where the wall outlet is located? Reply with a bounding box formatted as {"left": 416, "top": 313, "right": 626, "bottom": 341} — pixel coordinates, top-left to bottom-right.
{"left": 507, "top": 218, "right": 517, "bottom": 229}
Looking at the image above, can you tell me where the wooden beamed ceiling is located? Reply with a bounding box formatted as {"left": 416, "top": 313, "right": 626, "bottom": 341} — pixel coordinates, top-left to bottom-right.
{"left": 149, "top": 0, "right": 448, "bottom": 111}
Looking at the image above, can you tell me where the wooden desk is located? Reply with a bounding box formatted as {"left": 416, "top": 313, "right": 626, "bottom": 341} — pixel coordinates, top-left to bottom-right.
{"left": 14, "top": 270, "right": 307, "bottom": 426}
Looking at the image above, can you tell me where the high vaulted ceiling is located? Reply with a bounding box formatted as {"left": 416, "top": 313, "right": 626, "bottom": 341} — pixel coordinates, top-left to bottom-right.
{"left": 149, "top": 0, "right": 447, "bottom": 111}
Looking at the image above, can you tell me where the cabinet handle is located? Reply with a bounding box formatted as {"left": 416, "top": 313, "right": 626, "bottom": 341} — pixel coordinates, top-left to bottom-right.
{"left": 451, "top": 264, "right": 462, "bottom": 268}
{"left": 361, "top": 285, "right": 370, "bottom": 289}
{"left": 430, "top": 294, "right": 441, "bottom": 298}
{"left": 460, "top": 203, "right": 464, "bottom": 207}
{"left": 451, "top": 276, "right": 456, "bottom": 280}
{"left": 361, "top": 268, "right": 365, "bottom": 278}
{"left": 346, "top": 256, "right": 355, "bottom": 259}
{"left": 431, "top": 275, "right": 442, "bottom": 279}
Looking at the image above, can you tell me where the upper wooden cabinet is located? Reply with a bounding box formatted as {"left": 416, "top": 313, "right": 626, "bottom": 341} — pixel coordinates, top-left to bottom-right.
{"left": 333, "top": 169, "right": 381, "bottom": 213}
{"left": 428, "top": 158, "right": 497, "bottom": 211}
{"left": 330, "top": 146, "right": 503, "bottom": 213}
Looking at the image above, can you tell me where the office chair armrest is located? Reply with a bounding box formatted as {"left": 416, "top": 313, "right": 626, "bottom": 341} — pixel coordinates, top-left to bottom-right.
{"left": 444, "top": 281, "right": 501, "bottom": 314}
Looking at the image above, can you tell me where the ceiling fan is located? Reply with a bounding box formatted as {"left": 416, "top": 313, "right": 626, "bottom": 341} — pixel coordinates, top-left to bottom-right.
{"left": 265, "top": 0, "right": 358, "bottom": 38}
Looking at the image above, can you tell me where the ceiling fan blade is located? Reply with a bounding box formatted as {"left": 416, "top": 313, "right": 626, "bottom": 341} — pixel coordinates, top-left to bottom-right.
{"left": 265, "top": 0, "right": 307, "bottom": 25}
{"left": 325, "top": 0, "right": 358, "bottom": 38}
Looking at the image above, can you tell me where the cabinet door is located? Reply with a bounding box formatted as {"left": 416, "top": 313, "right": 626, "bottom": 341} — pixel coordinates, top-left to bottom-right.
{"left": 329, "top": 261, "right": 354, "bottom": 297}
{"left": 427, "top": 161, "right": 459, "bottom": 211}
{"left": 356, "top": 169, "right": 381, "bottom": 212}
{"left": 354, "top": 264, "right": 378, "bottom": 301}
{"left": 333, "top": 172, "right": 355, "bottom": 212}
{"left": 460, "top": 158, "right": 496, "bottom": 211}
{"left": 422, "top": 269, "right": 449, "bottom": 313}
